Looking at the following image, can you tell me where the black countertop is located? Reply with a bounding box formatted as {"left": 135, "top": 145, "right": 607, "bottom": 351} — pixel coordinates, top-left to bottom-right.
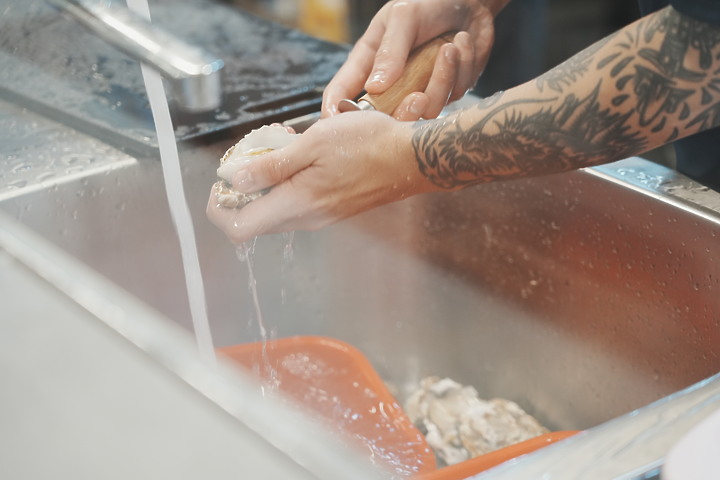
{"left": 0, "top": 0, "right": 349, "bottom": 155}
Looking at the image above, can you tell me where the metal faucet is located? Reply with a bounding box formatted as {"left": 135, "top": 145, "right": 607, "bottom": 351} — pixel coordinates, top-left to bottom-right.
{"left": 47, "top": 0, "right": 224, "bottom": 112}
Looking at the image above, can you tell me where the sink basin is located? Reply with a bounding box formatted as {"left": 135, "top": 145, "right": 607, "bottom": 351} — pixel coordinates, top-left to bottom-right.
{"left": 2, "top": 94, "right": 720, "bottom": 480}
{"left": 2, "top": 123, "right": 719, "bottom": 438}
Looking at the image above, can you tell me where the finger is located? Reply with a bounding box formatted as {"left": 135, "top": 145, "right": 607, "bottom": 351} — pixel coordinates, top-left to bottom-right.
{"left": 392, "top": 92, "right": 429, "bottom": 121}
{"left": 231, "top": 142, "right": 312, "bottom": 194}
{"left": 242, "top": 181, "right": 334, "bottom": 235}
{"left": 208, "top": 180, "right": 328, "bottom": 244}
{"left": 449, "top": 31, "right": 475, "bottom": 102}
{"left": 469, "top": 11, "right": 495, "bottom": 80}
{"left": 422, "top": 43, "right": 460, "bottom": 119}
{"left": 322, "top": 13, "right": 392, "bottom": 117}
{"left": 206, "top": 193, "right": 260, "bottom": 245}
{"left": 364, "top": 2, "right": 418, "bottom": 94}
{"left": 206, "top": 188, "right": 296, "bottom": 244}
{"left": 268, "top": 122, "right": 296, "bottom": 134}
{"left": 322, "top": 40, "right": 378, "bottom": 117}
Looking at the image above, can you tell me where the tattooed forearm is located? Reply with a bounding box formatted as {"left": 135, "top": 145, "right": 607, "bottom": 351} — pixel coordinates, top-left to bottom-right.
{"left": 605, "top": 8, "right": 720, "bottom": 140}
{"left": 412, "top": 6, "right": 720, "bottom": 189}
{"left": 536, "top": 34, "right": 614, "bottom": 94}
{"left": 414, "top": 84, "right": 646, "bottom": 187}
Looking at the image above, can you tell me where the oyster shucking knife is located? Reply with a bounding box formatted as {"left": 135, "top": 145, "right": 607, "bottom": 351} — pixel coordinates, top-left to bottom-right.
{"left": 286, "top": 31, "right": 457, "bottom": 131}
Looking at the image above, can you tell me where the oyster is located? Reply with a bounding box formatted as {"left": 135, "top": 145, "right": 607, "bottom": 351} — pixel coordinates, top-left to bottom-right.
{"left": 213, "top": 125, "right": 298, "bottom": 208}
{"left": 404, "top": 377, "right": 549, "bottom": 466}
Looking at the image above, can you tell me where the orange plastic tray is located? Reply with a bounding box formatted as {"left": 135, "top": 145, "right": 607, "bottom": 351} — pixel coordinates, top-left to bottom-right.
{"left": 219, "top": 336, "right": 438, "bottom": 476}
{"left": 416, "top": 430, "right": 579, "bottom": 480}
{"left": 219, "top": 336, "right": 578, "bottom": 478}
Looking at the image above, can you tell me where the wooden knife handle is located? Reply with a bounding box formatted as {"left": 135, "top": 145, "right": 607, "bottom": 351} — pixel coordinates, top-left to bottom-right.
{"left": 360, "top": 32, "right": 457, "bottom": 114}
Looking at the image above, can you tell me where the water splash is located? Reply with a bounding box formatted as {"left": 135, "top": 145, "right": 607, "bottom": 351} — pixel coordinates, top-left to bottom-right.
{"left": 281, "top": 231, "right": 295, "bottom": 304}
{"left": 236, "top": 239, "right": 278, "bottom": 390}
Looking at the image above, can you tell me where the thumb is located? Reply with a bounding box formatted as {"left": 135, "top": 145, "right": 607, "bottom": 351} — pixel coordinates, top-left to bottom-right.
{"left": 231, "top": 144, "right": 307, "bottom": 193}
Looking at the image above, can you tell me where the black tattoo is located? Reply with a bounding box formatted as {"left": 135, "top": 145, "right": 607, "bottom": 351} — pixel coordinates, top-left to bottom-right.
{"left": 640, "top": 11, "right": 705, "bottom": 81}
{"left": 603, "top": 8, "right": 720, "bottom": 140}
{"left": 413, "top": 84, "right": 646, "bottom": 187}
{"left": 536, "top": 35, "right": 613, "bottom": 93}
{"left": 412, "top": 7, "right": 720, "bottom": 189}
{"left": 687, "top": 103, "right": 720, "bottom": 131}
{"left": 632, "top": 65, "right": 694, "bottom": 127}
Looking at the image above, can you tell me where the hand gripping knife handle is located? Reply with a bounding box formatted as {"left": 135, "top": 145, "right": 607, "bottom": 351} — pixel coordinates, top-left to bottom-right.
{"left": 338, "top": 32, "right": 457, "bottom": 115}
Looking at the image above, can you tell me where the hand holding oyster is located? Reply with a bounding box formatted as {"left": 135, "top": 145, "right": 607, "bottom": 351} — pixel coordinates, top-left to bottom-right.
{"left": 213, "top": 125, "right": 298, "bottom": 209}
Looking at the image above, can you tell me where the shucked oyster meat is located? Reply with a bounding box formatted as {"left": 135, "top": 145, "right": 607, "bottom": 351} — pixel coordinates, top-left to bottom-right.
{"left": 214, "top": 125, "right": 298, "bottom": 208}
{"left": 404, "top": 376, "right": 549, "bottom": 466}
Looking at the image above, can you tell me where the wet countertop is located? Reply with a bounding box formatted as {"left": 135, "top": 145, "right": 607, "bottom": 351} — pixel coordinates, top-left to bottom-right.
{"left": 0, "top": 0, "right": 348, "bottom": 155}
{"left": 0, "top": 99, "right": 136, "bottom": 202}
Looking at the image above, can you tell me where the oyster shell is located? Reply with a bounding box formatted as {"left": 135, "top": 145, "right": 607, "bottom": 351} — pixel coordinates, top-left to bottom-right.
{"left": 404, "top": 376, "right": 549, "bottom": 466}
{"left": 213, "top": 125, "right": 298, "bottom": 208}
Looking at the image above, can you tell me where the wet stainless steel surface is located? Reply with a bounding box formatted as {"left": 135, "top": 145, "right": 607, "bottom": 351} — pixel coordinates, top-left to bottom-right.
{"left": 0, "top": 99, "right": 136, "bottom": 202}
{"left": 476, "top": 373, "right": 720, "bottom": 479}
{"left": 0, "top": 209, "right": 385, "bottom": 480}
{"left": 2, "top": 98, "right": 719, "bottom": 422}
{"left": 2, "top": 87, "right": 720, "bottom": 475}
{"left": 48, "top": 0, "right": 224, "bottom": 112}
{"left": 0, "top": 0, "right": 347, "bottom": 154}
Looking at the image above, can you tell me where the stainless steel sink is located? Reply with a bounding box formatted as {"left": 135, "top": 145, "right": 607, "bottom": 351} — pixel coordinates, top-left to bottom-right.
{"left": 2, "top": 100, "right": 720, "bottom": 477}
{"left": 4, "top": 127, "right": 720, "bottom": 417}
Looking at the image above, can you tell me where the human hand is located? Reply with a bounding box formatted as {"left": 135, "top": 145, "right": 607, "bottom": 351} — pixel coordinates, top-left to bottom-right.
{"left": 206, "top": 111, "right": 440, "bottom": 244}
{"left": 322, "top": 0, "right": 504, "bottom": 121}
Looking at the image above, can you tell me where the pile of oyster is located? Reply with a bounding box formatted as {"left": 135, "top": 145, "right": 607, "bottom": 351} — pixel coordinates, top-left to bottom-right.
{"left": 404, "top": 377, "right": 549, "bottom": 466}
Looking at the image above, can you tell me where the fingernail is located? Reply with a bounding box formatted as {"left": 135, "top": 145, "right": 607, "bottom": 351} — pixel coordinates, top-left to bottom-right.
{"left": 368, "top": 70, "right": 386, "bottom": 86}
{"left": 409, "top": 97, "right": 424, "bottom": 116}
{"left": 455, "top": 32, "right": 471, "bottom": 49}
{"left": 444, "top": 44, "right": 457, "bottom": 63}
{"left": 233, "top": 168, "right": 255, "bottom": 191}
{"left": 323, "top": 103, "right": 338, "bottom": 117}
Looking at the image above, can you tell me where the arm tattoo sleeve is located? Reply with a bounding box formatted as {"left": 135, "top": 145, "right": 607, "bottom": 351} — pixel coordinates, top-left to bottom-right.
{"left": 412, "top": 6, "right": 720, "bottom": 189}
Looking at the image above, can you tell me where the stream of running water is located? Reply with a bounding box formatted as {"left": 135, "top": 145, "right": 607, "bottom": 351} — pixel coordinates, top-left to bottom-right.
{"left": 127, "top": 0, "right": 215, "bottom": 365}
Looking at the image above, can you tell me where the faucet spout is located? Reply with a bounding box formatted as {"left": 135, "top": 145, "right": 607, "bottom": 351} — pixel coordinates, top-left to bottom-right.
{"left": 47, "top": 0, "right": 224, "bottom": 112}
